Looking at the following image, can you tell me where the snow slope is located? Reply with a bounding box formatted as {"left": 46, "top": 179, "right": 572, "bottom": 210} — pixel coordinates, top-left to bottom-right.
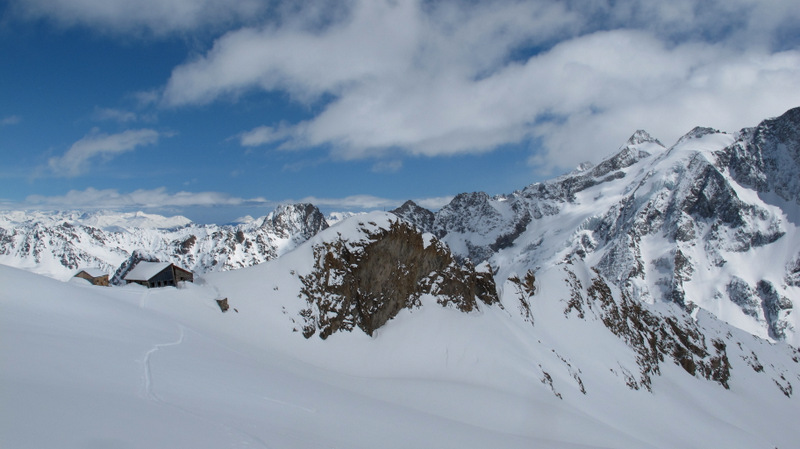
{"left": 2, "top": 213, "right": 799, "bottom": 448}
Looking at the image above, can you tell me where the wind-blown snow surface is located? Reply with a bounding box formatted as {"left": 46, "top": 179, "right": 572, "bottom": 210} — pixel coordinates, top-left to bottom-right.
{"left": 3, "top": 213, "right": 799, "bottom": 449}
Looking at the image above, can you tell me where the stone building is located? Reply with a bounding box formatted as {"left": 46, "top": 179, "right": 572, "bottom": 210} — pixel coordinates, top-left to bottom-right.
{"left": 123, "top": 261, "right": 193, "bottom": 288}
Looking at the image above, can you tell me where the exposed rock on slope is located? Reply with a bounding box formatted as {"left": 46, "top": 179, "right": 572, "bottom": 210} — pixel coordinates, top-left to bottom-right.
{"left": 563, "top": 268, "right": 731, "bottom": 391}
{"left": 724, "top": 107, "right": 800, "bottom": 204}
{"left": 298, "top": 218, "right": 498, "bottom": 339}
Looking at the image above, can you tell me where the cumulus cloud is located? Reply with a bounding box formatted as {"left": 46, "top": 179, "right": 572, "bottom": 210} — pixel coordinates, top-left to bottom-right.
{"left": 161, "top": 0, "right": 800, "bottom": 172}
{"left": 48, "top": 128, "right": 160, "bottom": 177}
{"left": 24, "top": 187, "right": 268, "bottom": 209}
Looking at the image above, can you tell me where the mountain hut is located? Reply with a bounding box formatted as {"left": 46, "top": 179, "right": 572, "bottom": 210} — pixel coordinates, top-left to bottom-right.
{"left": 123, "top": 261, "right": 193, "bottom": 288}
{"left": 74, "top": 268, "right": 110, "bottom": 286}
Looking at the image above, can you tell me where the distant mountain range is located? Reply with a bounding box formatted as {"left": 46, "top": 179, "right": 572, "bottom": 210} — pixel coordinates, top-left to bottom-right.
{"left": 0, "top": 204, "right": 328, "bottom": 281}
{"left": 2, "top": 107, "right": 799, "bottom": 347}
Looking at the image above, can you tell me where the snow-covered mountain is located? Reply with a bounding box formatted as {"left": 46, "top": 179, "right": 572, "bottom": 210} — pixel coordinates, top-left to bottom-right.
{"left": 0, "top": 203, "right": 328, "bottom": 281}
{"left": 394, "top": 107, "right": 800, "bottom": 347}
{"left": 2, "top": 107, "right": 800, "bottom": 448}
{"left": 2, "top": 109, "right": 798, "bottom": 347}
{"left": 3, "top": 210, "right": 799, "bottom": 448}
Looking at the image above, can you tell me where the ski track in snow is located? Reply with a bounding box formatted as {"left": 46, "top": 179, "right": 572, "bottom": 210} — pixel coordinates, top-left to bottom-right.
{"left": 140, "top": 325, "right": 272, "bottom": 449}
{"left": 262, "top": 396, "right": 317, "bottom": 414}
{"left": 142, "top": 324, "right": 185, "bottom": 403}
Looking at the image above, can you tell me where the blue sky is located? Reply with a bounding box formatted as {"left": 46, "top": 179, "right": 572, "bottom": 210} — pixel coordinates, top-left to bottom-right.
{"left": 2, "top": 0, "right": 800, "bottom": 224}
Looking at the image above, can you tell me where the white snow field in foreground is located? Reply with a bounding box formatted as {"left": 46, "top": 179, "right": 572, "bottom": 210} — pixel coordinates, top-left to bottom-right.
{"left": 2, "top": 254, "right": 799, "bottom": 448}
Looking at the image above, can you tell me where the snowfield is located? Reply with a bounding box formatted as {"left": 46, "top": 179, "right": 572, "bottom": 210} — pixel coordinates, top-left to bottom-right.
{"left": 2, "top": 214, "right": 799, "bottom": 448}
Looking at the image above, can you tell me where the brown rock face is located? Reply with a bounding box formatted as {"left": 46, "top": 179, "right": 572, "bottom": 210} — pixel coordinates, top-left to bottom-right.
{"left": 299, "top": 220, "right": 498, "bottom": 339}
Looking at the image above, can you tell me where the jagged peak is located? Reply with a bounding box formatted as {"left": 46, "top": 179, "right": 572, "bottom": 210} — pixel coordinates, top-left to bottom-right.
{"left": 572, "top": 161, "right": 595, "bottom": 174}
{"left": 391, "top": 200, "right": 436, "bottom": 234}
{"left": 765, "top": 106, "right": 800, "bottom": 126}
{"left": 392, "top": 199, "right": 433, "bottom": 217}
{"left": 626, "top": 130, "right": 664, "bottom": 147}
{"left": 750, "top": 106, "right": 800, "bottom": 147}
{"left": 262, "top": 203, "right": 328, "bottom": 237}
{"left": 266, "top": 202, "right": 319, "bottom": 219}
{"left": 674, "top": 126, "right": 723, "bottom": 146}
{"left": 394, "top": 199, "right": 424, "bottom": 212}
{"left": 447, "top": 191, "right": 491, "bottom": 207}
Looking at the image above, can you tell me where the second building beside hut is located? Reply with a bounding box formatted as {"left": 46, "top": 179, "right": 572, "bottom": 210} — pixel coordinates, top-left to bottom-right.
{"left": 124, "top": 261, "right": 193, "bottom": 288}
{"left": 74, "top": 268, "right": 110, "bottom": 286}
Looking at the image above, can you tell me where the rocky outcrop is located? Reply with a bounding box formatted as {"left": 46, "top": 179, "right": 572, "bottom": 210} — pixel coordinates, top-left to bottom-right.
{"left": 757, "top": 280, "right": 794, "bottom": 340}
{"left": 565, "top": 269, "right": 731, "bottom": 391}
{"left": 726, "top": 277, "right": 761, "bottom": 318}
{"left": 724, "top": 107, "right": 800, "bottom": 204}
{"left": 787, "top": 254, "right": 800, "bottom": 287}
{"left": 298, "top": 219, "right": 498, "bottom": 339}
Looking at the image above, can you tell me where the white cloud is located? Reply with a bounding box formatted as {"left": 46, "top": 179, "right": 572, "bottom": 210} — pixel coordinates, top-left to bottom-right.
{"left": 1, "top": 115, "right": 21, "bottom": 126}
{"left": 296, "top": 194, "right": 401, "bottom": 211}
{"left": 16, "top": 188, "right": 447, "bottom": 215}
{"left": 160, "top": 0, "right": 800, "bottom": 172}
{"left": 371, "top": 160, "right": 402, "bottom": 173}
{"left": 294, "top": 194, "right": 453, "bottom": 211}
{"left": 239, "top": 123, "right": 295, "bottom": 147}
{"left": 412, "top": 196, "right": 453, "bottom": 211}
{"left": 92, "top": 107, "right": 138, "bottom": 123}
{"left": 11, "top": 0, "right": 265, "bottom": 35}
{"left": 24, "top": 187, "right": 268, "bottom": 209}
{"left": 48, "top": 128, "right": 160, "bottom": 177}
